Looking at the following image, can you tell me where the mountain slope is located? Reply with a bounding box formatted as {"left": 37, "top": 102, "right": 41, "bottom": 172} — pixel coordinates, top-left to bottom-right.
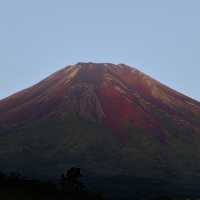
{"left": 0, "top": 63, "right": 200, "bottom": 198}
{"left": 1, "top": 63, "right": 200, "bottom": 141}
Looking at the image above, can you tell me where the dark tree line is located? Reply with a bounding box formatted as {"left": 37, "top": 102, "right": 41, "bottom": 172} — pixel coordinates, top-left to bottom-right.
{"left": 0, "top": 168, "right": 103, "bottom": 200}
{"left": 0, "top": 168, "right": 193, "bottom": 200}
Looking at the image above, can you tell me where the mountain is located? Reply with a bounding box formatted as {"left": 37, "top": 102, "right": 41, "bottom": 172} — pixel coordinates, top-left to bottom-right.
{"left": 0, "top": 62, "right": 200, "bottom": 199}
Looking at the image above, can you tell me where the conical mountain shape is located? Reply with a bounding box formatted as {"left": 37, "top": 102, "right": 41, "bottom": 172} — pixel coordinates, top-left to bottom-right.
{"left": 0, "top": 62, "right": 200, "bottom": 198}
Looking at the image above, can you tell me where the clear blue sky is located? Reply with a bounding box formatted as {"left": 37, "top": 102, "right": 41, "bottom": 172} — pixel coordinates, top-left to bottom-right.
{"left": 0, "top": 0, "right": 200, "bottom": 101}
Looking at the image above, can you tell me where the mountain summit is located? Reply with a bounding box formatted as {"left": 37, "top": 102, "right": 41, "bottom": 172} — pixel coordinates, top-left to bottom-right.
{"left": 1, "top": 63, "right": 199, "bottom": 141}
{"left": 0, "top": 63, "right": 200, "bottom": 198}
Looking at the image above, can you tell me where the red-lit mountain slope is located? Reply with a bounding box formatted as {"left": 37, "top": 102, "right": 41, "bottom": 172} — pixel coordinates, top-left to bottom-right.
{"left": 0, "top": 63, "right": 200, "bottom": 198}
{"left": 0, "top": 63, "right": 199, "bottom": 141}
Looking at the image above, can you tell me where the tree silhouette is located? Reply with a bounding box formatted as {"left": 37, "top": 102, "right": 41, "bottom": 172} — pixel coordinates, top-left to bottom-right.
{"left": 61, "top": 167, "right": 84, "bottom": 196}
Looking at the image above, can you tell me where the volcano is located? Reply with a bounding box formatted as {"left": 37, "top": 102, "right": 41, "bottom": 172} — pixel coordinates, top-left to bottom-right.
{"left": 0, "top": 63, "right": 200, "bottom": 199}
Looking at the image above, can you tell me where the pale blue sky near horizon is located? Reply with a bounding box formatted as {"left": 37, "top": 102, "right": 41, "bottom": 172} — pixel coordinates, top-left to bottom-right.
{"left": 0, "top": 0, "right": 200, "bottom": 101}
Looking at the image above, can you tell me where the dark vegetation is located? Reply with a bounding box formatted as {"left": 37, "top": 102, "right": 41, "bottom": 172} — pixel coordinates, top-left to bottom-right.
{"left": 0, "top": 168, "right": 103, "bottom": 200}
{"left": 0, "top": 168, "right": 199, "bottom": 200}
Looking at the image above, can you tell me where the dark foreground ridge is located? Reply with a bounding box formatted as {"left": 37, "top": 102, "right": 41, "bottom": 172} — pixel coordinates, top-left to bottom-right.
{"left": 0, "top": 168, "right": 104, "bottom": 200}
{"left": 1, "top": 168, "right": 199, "bottom": 200}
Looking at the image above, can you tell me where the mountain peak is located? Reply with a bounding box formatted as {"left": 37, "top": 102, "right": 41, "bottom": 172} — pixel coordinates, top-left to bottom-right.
{"left": 0, "top": 63, "right": 200, "bottom": 193}
{"left": 71, "top": 62, "right": 133, "bottom": 71}
{"left": 0, "top": 62, "right": 200, "bottom": 139}
{"left": 76, "top": 62, "right": 115, "bottom": 66}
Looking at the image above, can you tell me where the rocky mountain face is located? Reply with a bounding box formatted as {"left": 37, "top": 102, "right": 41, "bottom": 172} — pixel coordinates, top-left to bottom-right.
{"left": 0, "top": 63, "right": 200, "bottom": 198}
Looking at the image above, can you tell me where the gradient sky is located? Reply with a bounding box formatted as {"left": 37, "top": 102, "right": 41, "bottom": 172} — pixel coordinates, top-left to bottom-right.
{"left": 0, "top": 0, "right": 200, "bottom": 101}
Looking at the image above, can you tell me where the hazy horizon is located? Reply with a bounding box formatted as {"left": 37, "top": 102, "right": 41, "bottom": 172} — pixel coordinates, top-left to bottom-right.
{"left": 1, "top": 0, "right": 200, "bottom": 101}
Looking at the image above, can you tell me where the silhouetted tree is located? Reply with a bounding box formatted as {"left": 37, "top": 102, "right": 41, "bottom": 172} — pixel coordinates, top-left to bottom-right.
{"left": 61, "top": 167, "right": 84, "bottom": 196}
